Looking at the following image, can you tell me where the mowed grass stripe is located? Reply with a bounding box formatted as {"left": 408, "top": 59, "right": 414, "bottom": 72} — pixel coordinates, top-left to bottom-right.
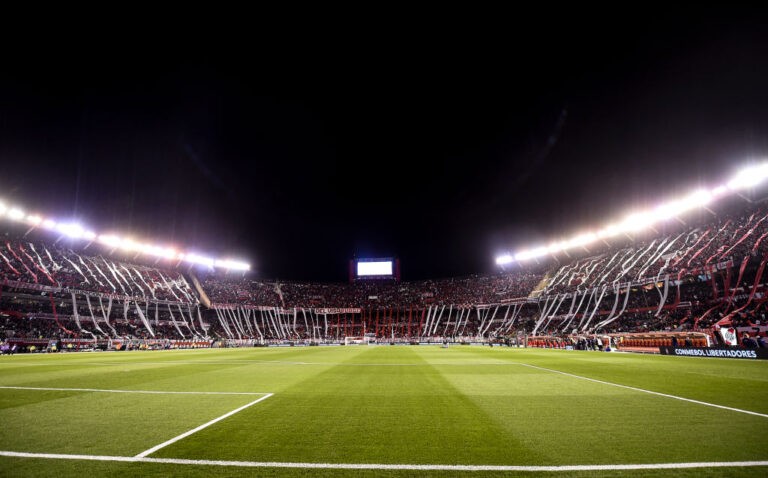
{"left": 0, "top": 347, "right": 767, "bottom": 473}
{"left": 155, "top": 346, "right": 767, "bottom": 466}
{"left": 0, "top": 347, "right": 357, "bottom": 394}
{"left": 515, "top": 362, "right": 768, "bottom": 418}
{"left": 0, "top": 389, "right": 258, "bottom": 456}
{"left": 149, "top": 346, "right": 548, "bottom": 465}
{"left": 436, "top": 351, "right": 768, "bottom": 464}
{"left": 486, "top": 348, "right": 768, "bottom": 414}
{"left": 0, "top": 386, "right": 267, "bottom": 395}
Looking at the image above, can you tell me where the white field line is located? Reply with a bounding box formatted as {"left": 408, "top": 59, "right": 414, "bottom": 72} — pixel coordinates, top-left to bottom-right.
{"left": 135, "top": 393, "right": 274, "bottom": 458}
{"left": 0, "top": 386, "right": 268, "bottom": 396}
{"left": 0, "top": 451, "right": 766, "bottom": 471}
{"left": 515, "top": 362, "right": 768, "bottom": 419}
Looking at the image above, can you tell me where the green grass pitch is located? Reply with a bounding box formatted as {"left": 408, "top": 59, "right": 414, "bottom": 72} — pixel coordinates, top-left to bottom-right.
{"left": 0, "top": 346, "right": 766, "bottom": 477}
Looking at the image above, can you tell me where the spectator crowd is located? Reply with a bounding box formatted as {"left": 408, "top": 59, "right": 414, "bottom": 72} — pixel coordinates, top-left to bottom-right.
{"left": 2, "top": 202, "right": 768, "bottom": 345}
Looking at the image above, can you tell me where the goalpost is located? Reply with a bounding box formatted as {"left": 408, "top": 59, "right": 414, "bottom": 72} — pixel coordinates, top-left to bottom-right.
{"left": 343, "top": 336, "right": 371, "bottom": 345}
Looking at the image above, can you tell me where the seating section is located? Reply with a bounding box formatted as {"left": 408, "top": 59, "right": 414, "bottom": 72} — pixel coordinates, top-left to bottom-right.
{"left": 2, "top": 202, "right": 768, "bottom": 346}
{"left": 0, "top": 240, "right": 196, "bottom": 302}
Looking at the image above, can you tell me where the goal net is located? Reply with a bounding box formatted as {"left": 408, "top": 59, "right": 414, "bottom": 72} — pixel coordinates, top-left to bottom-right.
{"left": 344, "top": 336, "right": 371, "bottom": 345}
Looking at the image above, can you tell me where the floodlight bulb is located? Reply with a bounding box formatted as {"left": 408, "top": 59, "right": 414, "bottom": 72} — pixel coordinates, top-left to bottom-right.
{"left": 8, "top": 208, "right": 24, "bottom": 220}
{"left": 495, "top": 254, "right": 514, "bottom": 265}
{"left": 57, "top": 223, "right": 84, "bottom": 239}
{"left": 98, "top": 235, "right": 121, "bottom": 247}
{"left": 727, "top": 163, "right": 768, "bottom": 190}
{"left": 597, "top": 224, "right": 621, "bottom": 238}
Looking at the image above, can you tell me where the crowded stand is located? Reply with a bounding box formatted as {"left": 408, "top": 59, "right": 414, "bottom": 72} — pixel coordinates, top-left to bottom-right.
{"left": 2, "top": 193, "right": 768, "bottom": 351}
{"left": 203, "top": 271, "right": 542, "bottom": 310}
{"left": 0, "top": 233, "right": 208, "bottom": 347}
{"left": 197, "top": 202, "right": 768, "bottom": 348}
{"left": 201, "top": 276, "right": 282, "bottom": 307}
{"left": 0, "top": 291, "right": 208, "bottom": 344}
{"left": 541, "top": 206, "right": 768, "bottom": 296}
{"left": 0, "top": 238, "right": 197, "bottom": 303}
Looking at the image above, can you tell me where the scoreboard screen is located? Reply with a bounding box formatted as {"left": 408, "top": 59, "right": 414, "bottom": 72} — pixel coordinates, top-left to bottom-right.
{"left": 351, "top": 258, "right": 400, "bottom": 281}
{"left": 357, "top": 261, "right": 393, "bottom": 276}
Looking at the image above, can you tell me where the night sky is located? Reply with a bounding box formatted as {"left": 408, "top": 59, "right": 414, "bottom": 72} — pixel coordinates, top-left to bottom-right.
{"left": 2, "top": 8, "right": 768, "bottom": 281}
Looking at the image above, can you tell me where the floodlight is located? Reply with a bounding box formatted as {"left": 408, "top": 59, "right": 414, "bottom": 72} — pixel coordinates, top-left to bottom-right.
{"left": 533, "top": 246, "right": 549, "bottom": 257}
{"left": 98, "top": 235, "right": 121, "bottom": 247}
{"left": 567, "top": 233, "right": 597, "bottom": 248}
{"left": 545, "top": 244, "right": 559, "bottom": 254}
{"left": 57, "top": 223, "right": 85, "bottom": 239}
{"left": 185, "top": 254, "right": 215, "bottom": 268}
{"left": 500, "top": 162, "right": 768, "bottom": 264}
{"left": 495, "top": 254, "right": 514, "bottom": 265}
{"left": 619, "top": 212, "right": 654, "bottom": 232}
{"left": 0, "top": 201, "right": 251, "bottom": 271}
{"left": 8, "top": 208, "right": 24, "bottom": 221}
{"left": 226, "top": 260, "right": 249, "bottom": 271}
{"left": 654, "top": 201, "right": 685, "bottom": 220}
{"left": 513, "top": 251, "right": 529, "bottom": 261}
{"left": 161, "top": 248, "right": 178, "bottom": 260}
{"left": 214, "top": 259, "right": 250, "bottom": 271}
{"left": 597, "top": 224, "right": 621, "bottom": 238}
{"left": 514, "top": 246, "right": 549, "bottom": 261}
{"left": 119, "top": 239, "right": 139, "bottom": 252}
{"left": 140, "top": 244, "right": 177, "bottom": 259}
{"left": 727, "top": 163, "right": 768, "bottom": 191}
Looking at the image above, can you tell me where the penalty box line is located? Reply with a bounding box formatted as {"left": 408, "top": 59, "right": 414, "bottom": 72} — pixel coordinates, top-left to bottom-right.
{"left": 514, "top": 362, "right": 768, "bottom": 419}
{"left": 0, "top": 385, "right": 274, "bottom": 458}
{"left": 135, "top": 393, "right": 274, "bottom": 458}
{"left": 0, "top": 451, "right": 767, "bottom": 471}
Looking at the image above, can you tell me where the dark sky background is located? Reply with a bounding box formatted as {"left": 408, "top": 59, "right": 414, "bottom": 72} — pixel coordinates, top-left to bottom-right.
{"left": 1, "top": 7, "right": 768, "bottom": 281}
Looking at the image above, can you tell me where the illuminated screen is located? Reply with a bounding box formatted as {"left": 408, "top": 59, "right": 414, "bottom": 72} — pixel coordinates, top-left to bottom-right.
{"left": 357, "top": 261, "right": 393, "bottom": 276}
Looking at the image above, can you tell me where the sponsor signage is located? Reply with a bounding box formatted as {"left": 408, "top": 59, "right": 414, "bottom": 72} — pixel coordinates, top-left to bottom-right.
{"left": 659, "top": 346, "right": 768, "bottom": 360}
{"left": 314, "top": 308, "right": 361, "bottom": 314}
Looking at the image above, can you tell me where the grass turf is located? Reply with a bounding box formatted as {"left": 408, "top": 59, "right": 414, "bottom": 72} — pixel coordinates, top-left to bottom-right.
{"left": 0, "top": 346, "right": 766, "bottom": 477}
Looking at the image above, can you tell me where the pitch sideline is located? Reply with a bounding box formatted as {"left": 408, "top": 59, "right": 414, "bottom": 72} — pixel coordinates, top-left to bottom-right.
{"left": 0, "top": 451, "right": 766, "bottom": 471}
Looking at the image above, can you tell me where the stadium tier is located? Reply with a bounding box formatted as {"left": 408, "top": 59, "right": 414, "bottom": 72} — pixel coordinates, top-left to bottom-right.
{"left": 2, "top": 200, "right": 768, "bottom": 349}
{"left": 0, "top": 239, "right": 196, "bottom": 302}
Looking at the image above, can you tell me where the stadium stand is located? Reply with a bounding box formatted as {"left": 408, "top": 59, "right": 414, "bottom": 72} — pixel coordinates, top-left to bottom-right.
{"left": 0, "top": 239, "right": 196, "bottom": 302}
{"left": 2, "top": 200, "right": 768, "bottom": 351}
